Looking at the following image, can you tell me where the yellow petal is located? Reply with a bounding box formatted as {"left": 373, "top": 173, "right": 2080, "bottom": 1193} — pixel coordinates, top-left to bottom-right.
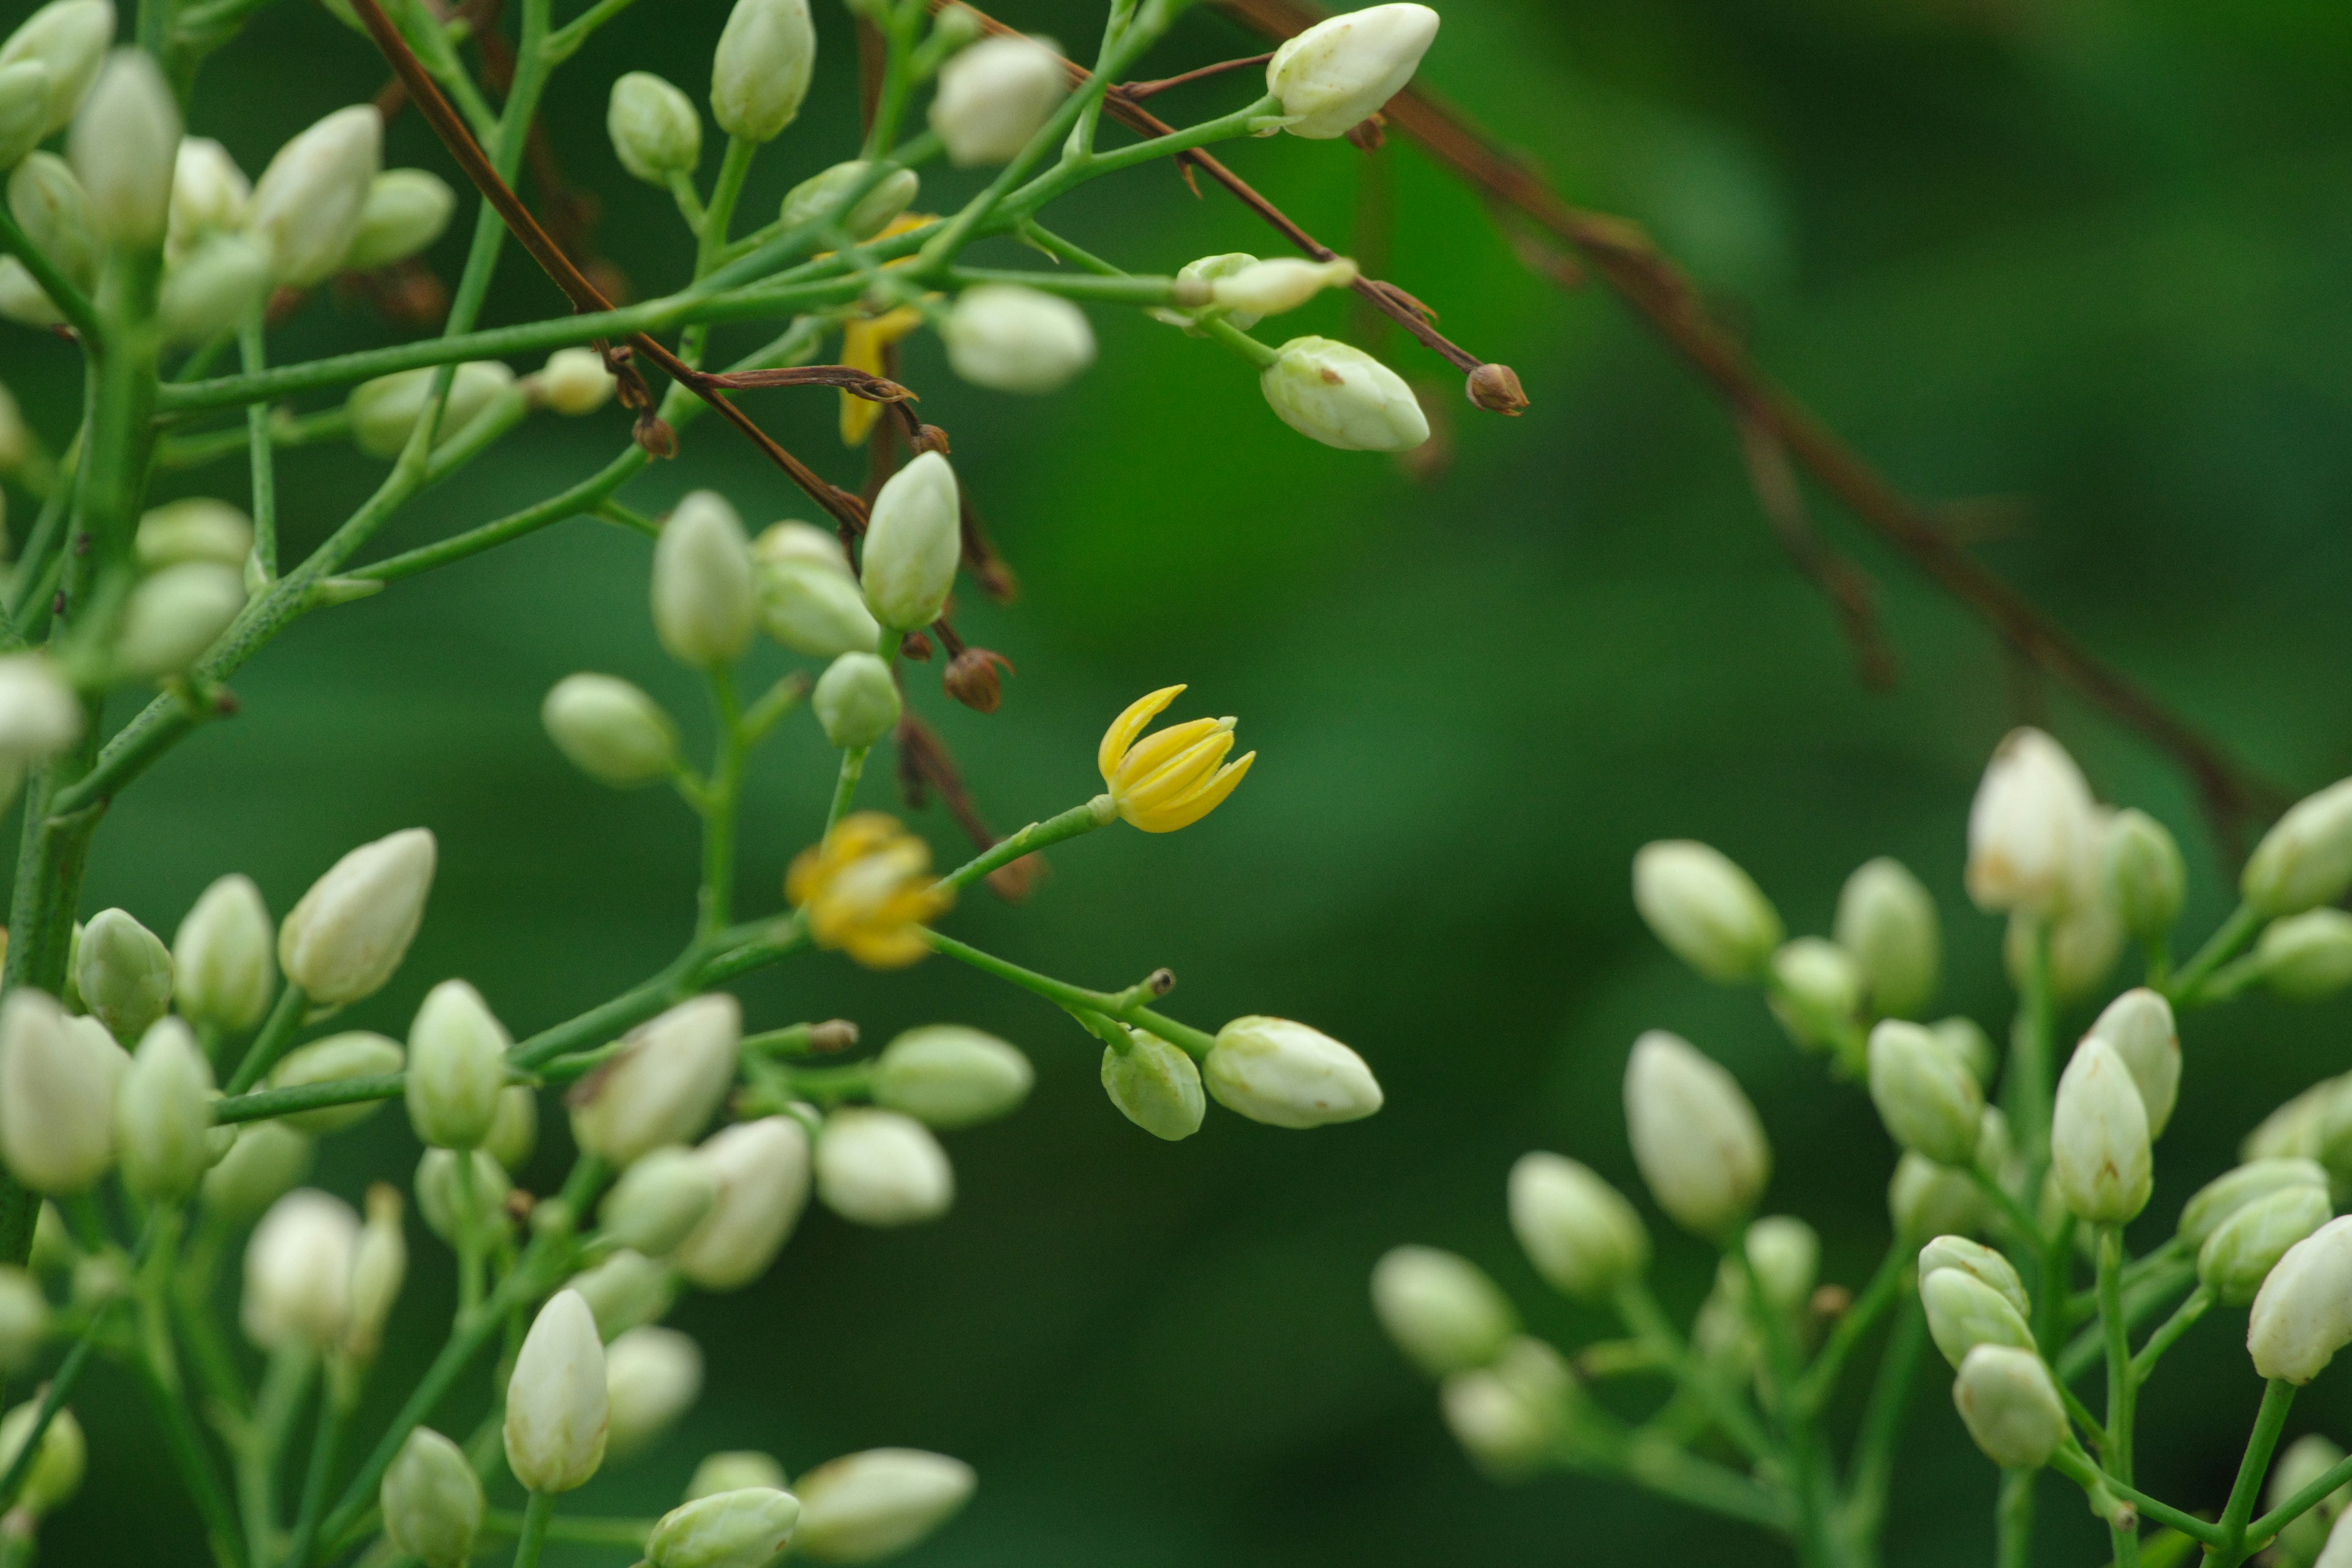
{"left": 1098, "top": 685, "right": 1185, "bottom": 784}
{"left": 1113, "top": 717, "right": 1227, "bottom": 795}
{"left": 1128, "top": 752, "right": 1254, "bottom": 834}
{"left": 1121, "top": 725, "right": 1236, "bottom": 813}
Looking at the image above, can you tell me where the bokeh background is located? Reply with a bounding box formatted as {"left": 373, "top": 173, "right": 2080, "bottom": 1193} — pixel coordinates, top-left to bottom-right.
{"left": 7, "top": 0, "right": 2352, "bottom": 1560}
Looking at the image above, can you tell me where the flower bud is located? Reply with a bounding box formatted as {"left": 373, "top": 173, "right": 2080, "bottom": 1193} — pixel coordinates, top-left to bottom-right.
{"left": 654, "top": 491, "right": 757, "bottom": 668}
{"left": 2181, "top": 1158, "right": 2329, "bottom": 1247}
{"left": 1202, "top": 1015, "right": 1382, "bottom": 1129}
{"left": 815, "top": 1109, "right": 952, "bottom": 1227}
{"left": 1259, "top": 334, "right": 1428, "bottom": 452}
{"left": 1951, "top": 1345, "right": 2064, "bottom": 1470}
{"left": 608, "top": 71, "right": 700, "bottom": 184}
{"left": 778, "top": 160, "right": 917, "bottom": 241}
{"left": 929, "top": 34, "right": 1065, "bottom": 166}
{"left": 347, "top": 361, "right": 516, "bottom": 458}
{"left": 791, "top": 1449, "right": 973, "bottom": 1563}
{"left": 709, "top": 0, "right": 814, "bottom": 143}
{"left": 2245, "top": 1079, "right": 2337, "bottom": 1166}
{"left": 543, "top": 673, "right": 677, "bottom": 788}
{"left": 66, "top": 48, "right": 175, "bottom": 247}
{"left": 2084, "top": 987, "right": 2179, "bottom": 1137}
{"left": 1210, "top": 257, "right": 1358, "bottom": 318}
{"left": 381, "top": 1427, "right": 483, "bottom": 1568}
{"left": 137, "top": 497, "right": 251, "bottom": 573}
{"left": 648, "top": 1487, "right": 801, "bottom": 1568}
{"left": 601, "top": 1145, "right": 719, "bottom": 1258}
{"left": 1868, "top": 1019, "right": 1983, "bottom": 1167}
{"left": 859, "top": 451, "right": 960, "bottom": 633}
{"left": 0, "top": 1, "right": 113, "bottom": 140}
{"left": 870, "top": 1025, "right": 1031, "bottom": 1129}
{"left": 1507, "top": 1152, "right": 1648, "bottom": 1302}
{"left": 941, "top": 284, "right": 1095, "bottom": 394}
{"left": 1098, "top": 1027, "right": 1205, "bottom": 1140}
{"left": 688, "top": 1452, "right": 788, "bottom": 1502}
{"left": 2105, "top": 807, "right": 2185, "bottom": 941}
{"left": 670, "top": 1117, "right": 809, "bottom": 1291}
{"left": 1766, "top": 937, "right": 1863, "bottom": 1055}
{"left": 28, "top": 1203, "right": 72, "bottom": 1276}
{"left": 279, "top": 826, "right": 435, "bottom": 1005}
{"left": 167, "top": 136, "right": 247, "bottom": 257}
{"left": 1890, "top": 1153, "right": 1986, "bottom": 1242}
{"left": 1834, "top": 856, "right": 1941, "bottom": 1019}
{"left": 1966, "top": 727, "right": 2100, "bottom": 916}
{"left": 0, "top": 1267, "right": 47, "bottom": 1373}
{"left": 756, "top": 557, "right": 881, "bottom": 660}
{"left": 202, "top": 1120, "right": 312, "bottom": 1221}
{"left": 2247, "top": 778, "right": 2352, "bottom": 918}
{"left": 2258, "top": 910, "right": 2352, "bottom": 1002}
{"left": 1265, "top": 3, "right": 1439, "bottom": 139}
{"left": 1921, "top": 1266, "right": 2036, "bottom": 1368}
{"left": 606, "top": 1324, "right": 702, "bottom": 1460}
{"left": 486, "top": 1084, "right": 538, "bottom": 1172}
{"left": 0, "top": 989, "right": 121, "bottom": 1193}
{"left": 337, "top": 1182, "right": 405, "bottom": 1363}
{"left": 1370, "top": 1245, "right": 1517, "bottom": 1376}
{"left": 1740, "top": 1215, "right": 1821, "bottom": 1315}
{"left": 2051, "top": 1036, "right": 2152, "bottom": 1225}
{"left": 568, "top": 994, "right": 741, "bottom": 1167}
{"left": 114, "top": 561, "right": 246, "bottom": 678}
{"left": 248, "top": 104, "right": 382, "bottom": 286}
{"left": 1438, "top": 1336, "right": 1573, "bottom": 1477}
{"left": 1159, "top": 251, "right": 1262, "bottom": 330}
{"left": 266, "top": 1031, "right": 404, "bottom": 1134}
{"left": 405, "top": 979, "right": 510, "bottom": 1150}
{"left": 76, "top": 905, "right": 172, "bottom": 1042}
{"left": 1630, "top": 840, "right": 1782, "bottom": 983}
{"left": 2268, "top": 1434, "right": 2351, "bottom": 1566}
{"left": 505, "top": 1289, "right": 609, "bottom": 1493}
{"left": 414, "top": 1147, "right": 511, "bottom": 1247}
{"left": 813, "top": 652, "right": 900, "bottom": 750}
{"left": 536, "top": 347, "right": 614, "bottom": 416}
{"left": 0, "top": 63, "right": 43, "bottom": 170}
{"left": 2252, "top": 1216, "right": 2352, "bottom": 1383}
{"left": 1920, "top": 1233, "right": 2031, "bottom": 1321}
{"left": 0, "top": 1400, "right": 82, "bottom": 1518}
{"left": 0, "top": 654, "right": 80, "bottom": 766}
{"left": 10, "top": 152, "right": 96, "bottom": 291}
{"left": 341, "top": 167, "right": 453, "bottom": 271}
{"left": 116, "top": 1016, "right": 213, "bottom": 1201}
{"left": 2007, "top": 894, "right": 2125, "bottom": 1003}
{"left": 1930, "top": 1016, "right": 1997, "bottom": 1088}
{"left": 2200, "top": 1183, "right": 2332, "bottom": 1306}
{"left": 159, "top": 232, "right": 271, "bottom": 343}
{"left": 1624, "top": 1030, "right": 1769, "bottom": 1236}
{"left": 242, "top": 1188, "right": 357, "bottom": 1350}
{"left": 569, "top": 1248, "right": 677, "bottom": 1340}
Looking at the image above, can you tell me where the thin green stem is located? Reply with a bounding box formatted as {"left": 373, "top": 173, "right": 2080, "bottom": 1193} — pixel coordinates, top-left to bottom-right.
{"left": 2207, "top": 1380, "right": 2296, "bottom": 1564}
{"left": 1997, "top": 1470, "right": 2036, "bottom": 1568}
{"left": 1733, "top": 1243, "right": 1838, "bottom": 1568}
{"left": 245, "top": 1346, "right": 314, "bottom": 1567}
{"left": 239, "top": 315, "right": 277, "bottom": 576}
{"left": 697, "top": 669, "right": 747, "bottom": 938}
{"left": 0, "top": 1316, "right": 102, "bottom": 1510}
{"left": 2098, "top": 1227, "right": 2139, "bottom": 1568}
{"left": 2130, "top": 1284, "right": 2213, "bottom": 1383}
{"left": 279, "top": 1395, "right": 347, "bottom": 1568}
{"left": 1840, "top": 1298, "right": 1924, "bottom": 1558}
{"left": 0, "top": 204, "right": 102, "bottom": 344}
{"left": 131, "top": 1341, "right": 247, "bottom": 1568}
{"left": 2246, "top": 1448, "right": 2352, "bottom": 1552}
{"left": 226, "top": 984, "right": 310, "bottom": 1095}
{"left": 1610, "top": 1280, "right": 1773, "bottom": 1464}
{"left": 481, "top": 1509, "right": 657, "bottom": 1546}
{"left": 1798, "top": 1243, "right": 1907, "bottom": 1415}
{"left": 934, "top": 796, "right": 1113, "bottom": 894}
{"left": 2168, "top": 905, "right": 2264, "bottom": 1007}
{"left": 924, "top": 930, "right": 1217, "bottom": 1055}
{"left": 508, "top": 1493, "right": 556, "bottom": 1568}
{"left": 825, "top": 746, "right": 869, "bottom": 835}
{"left": 2009, "top": 915, "right": 2057, "bottom": 1194}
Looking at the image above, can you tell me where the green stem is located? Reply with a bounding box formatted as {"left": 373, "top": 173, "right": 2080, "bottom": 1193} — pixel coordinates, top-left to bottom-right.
{"left": 1733, "top": 1242, "right": 1838, "bottom": 1568}
{"left": 1610, "top": 1280, "right": 1773, "bottom": 1464}
{"left": 1615, "top": 1431, "right": 1795, "bottom": 1533}
{"left": 924, "top": 930, "right": 1217, "bottom": 1056}
{"left": 2167, "top": 905, "right": 2264, "bottom": 1006}
{"left": 825, "top": 746, "right": 868, "bottom": 835}
{"left": 225, "top": 984, "right": 309, "bottom": 1095}
{"left": 131, "top": 1340, "right": 247, "bottom": 1568}
{"left": 481, "top": 1509, "right": 657, "bottom": 1546}
{"left": 697, "top": 669, "right": 746, "bottom": 938}
{"left": 0, "top": 1317, "right": 102, "bottom": 1510}
{"left": 2009, "top": 916, "right": 2057, "bottom": 1195}
{"left": 279, "top": 1395, "right": 346, "bottom": 1568}
{"left": 508, "top": 1493, "right": 555, "bottom": 1568}
{"left": 2129, "top": 1284, "right": 2213, "bottom": 1383}
{"left": 0, "top": 205, "right": 102, "bottom": 344}
{"left": 2207, "top": 1379, "right": 2296, "bottom": 1564}
{"left": 244, "top": 1346, "right": 314, "bottom": 1567}
{"left": 2098, "top": 1227, "right": 2139, "bottom": 1567}
{"left": 2247, "top": 1447, "right": 2352, "bottom": 1552}
{"left": 934, "top": 796, "right": 1113, "bottom": 895}
{"left": 1997, "top": 1469, "right": 2036, "bottom": 1568}
{"left": 2059, "top": 1260, "right": 2198, "bottom": 1385}
{"left": 1839, "top": 1298, "right": 1924, "bottom": 1559}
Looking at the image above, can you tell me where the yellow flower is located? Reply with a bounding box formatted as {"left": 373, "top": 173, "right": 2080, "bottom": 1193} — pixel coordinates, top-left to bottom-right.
{"left": 838, "top": 306, "right": 925, "bottom": 446}
{"left": 1098, "top": 685, "right": 1255, "bottom": 834}
{"left": 786, "top": 813, "right": 952, "bottom": 968}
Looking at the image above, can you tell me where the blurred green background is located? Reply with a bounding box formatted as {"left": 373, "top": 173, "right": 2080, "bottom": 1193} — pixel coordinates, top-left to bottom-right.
{"left": 8, "top": 0, "right": 2352, "bottom": 1560}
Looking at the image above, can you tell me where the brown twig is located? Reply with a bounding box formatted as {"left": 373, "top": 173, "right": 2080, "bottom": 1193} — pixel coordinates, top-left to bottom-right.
{"left": 1114, "top": 52, "right": 1272, "bottom": 102}
{"left": 1736, "top": 412, "right": 1899, "bottom": 693}
{"left": 703, "top": 366, "right": 918, "bottom": 401}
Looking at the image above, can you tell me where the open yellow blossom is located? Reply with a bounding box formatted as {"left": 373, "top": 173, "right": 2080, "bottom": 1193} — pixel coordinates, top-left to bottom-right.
{"left": 1098, "top": 685, "right": 1255, "bottom": 834}
{"left": 786, "top": 813, "right": 952, "bottom": 968}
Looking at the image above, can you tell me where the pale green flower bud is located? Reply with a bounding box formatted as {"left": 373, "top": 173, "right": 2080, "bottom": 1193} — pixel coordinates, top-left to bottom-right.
{"left": 2268, "top": 1434, "right": 2350, "bottom": 1566}
{"left": 27, "top": 1202, "right": 73, "bottom": 1276}
{"left": 669, "top": 1118, "right": 810, "bottom": 1291}
{"left": 2244, "top": 1076, "right": 2341, "bottom": 1165}
{"left": 0, "top": 63, "right": 43, "bottom": 170}
{"left": 202, "top": 1120, "right": 312, "bottom": 1221}
{"left": 381, "top": 1427, "right": 483, "bottom": 1568}
{"left": 859, "top": 451, "right": 960, "bottom": 633}
{"left": 2182, "top": 1158, "right": 2329, "bottom": 1247}
{"left": 0, "top": 0, "right": 112, "bottom": 140}
{"left": 1921, "top": 1267, "right": 2035, "bottom": 1368}
{"left": 249, "top": 104, "right": 380, "bottom": 285}
{"left": 757, "top": 558, "right": 881, "bottom": 659}
{"left": 709, "top": 0, "right": 814, "bottom": 143}
{"left": 1966, "top": 727, "right": 2100, "bottom": 916}
{"left": 791, "top": 1449, "right": 973, "bottom": 1563}
{"left": 115, "top": 1016, "right": 213, "bottom": 1201}
{"left": 505, "top": 1288, "right": 609, "bottom": 1493}
{"left": 242, "top": 1188, "right": 356, "bottom": 1350}
{"left": 266, "top": 1031, "right": 403, "bottom": 1134}
{"left": 1951, "top": 1345, "right": 2064, "bottom": 1469}
{"left": 1438, "top": 1336, "right": 1572, "bottom": 1477}
{"left": 605, "top": 1324, "right": 702, "bottom": 1460}
{"left": 815, "top": 1109, "right": 952, "bottom": 1227}
{"left": 1926, "top": 1017, "right": 1995, "bottom": 1090}
{"left": 1203, "top": 1015, "right": 1382, "bottom": 1129}
{"left": 929, "top": 33, "right": 1064, "bottom": 165}
{"left": 70, "top": 1248, "right": 126, "bottom": 1311}
{"left": 600, "top": 1145, "right": 718, "bottom": 1257}
{"left": 1743, "top": 1215, "right": 1820, "bottom": 1314}
{"left": 1370, "top": 1245, "right": 1516, "bottom": 1376}
{"left": 1210, "top": 257, "right": 1358, "bottom": 318}
{"left": 1265, "top": 2, "right": 1438, "bottom": 139}
{"left": 160, "top": 224, "right": 270, "bottom": 333}
{"left": 337, "top": 1183, "right": 406, "bottom": 1362}
{"left": 0, "top": 652, "right": 81, "bottom": 760}
{"left": 535, "top": 347, "right": 614, "bottom": 416}
{"left": 1920, "top": 1234, "right": 2031, "bottom": 1319}
{"left": 10, "top": 152, "right": 96, "bottom": 288}
{"left": 1507, "top": 1152, "right": 1647, "bottom": 1302}
{"left": 687, "top": 1452, "right": 787, "bottom": 1502}
{"left": 2201, "top": 1183, "right": 2331, "bottom": 1306}
{"left": 2105, "top": 807, "right": 2185, "bottom": 942}
{"left": 414, "top": 1147, "right": 511, "bottom": 1247}
{"left": 405, "top": 979, "right": 510, "bottom": 1150}
{"left": 2259, "top": 910, "right": 2352, "bottom": 1002}
{"left": 2051, "top": 1037, "right": 2152, "bottom": 1224}
{"left": 568, "top": 1248, "right": 677, "bottom": 1340}
{"left": 166, "top": 137, "right": 247, "bottom": 258}
{"left": 1624, "top": 1030, "right": 1768, "bottom": 1237}
{"left": 1152, "top": 252, "right": 1261, "bottom": 332}
{"left": 753, "top": 519, "right": 850, "bottom": 575}
{"left": 2247, "top": 778, "right": 2352, "bottom": 918}
{"left": 542, "top": 673, "right": 677, "bottom": 789}
{"left": 2252, "top": 1216, "right": 2352, "bottom": 1383}
{"left": 0, "top": 989, "right": 120, "bottom": 1193}
{"left": 1630, "top": 839, "right": 1782, "bottom": 982}
{"left": 172, "top": 872, "right": 275, "bottom": 1031}
{"left": 778, "top": 160, "right": 916, "bottom": 241}
{"left": 2005, "top": 892, "right": 2125, "bottom": 1002}
{"left": 568, "top": 995, "right": 741, "bottom": 1167}
{"left": 870, "top": 1025, "right": 1031, "bottom": 1129}
{"left": 1834, "top": 856, "right": 1941, "bottom": 1019}
{"left": 341, "top": 168, "right": 453, "bottom": 270}
{"left": 75, "top": 905, "right": 172, "bottom": 1042}
{"left": 115, "top": 560, "right": 246, "bottom": 677}
{"left": 1766, "top": 937, "right": 1863, "bottom": 1055}
{"left": 279, "top": 826, "right": 435, "bottom": 1005}
{"left": 609, "top": 72, "right": 700, "bottom": 184}
{"left": 653, "top": 490, "right": 756, "bottom": 668}
{"left": 1890, "top": 1153, "right": 1987, "bottom": 1242}
{"left": 813, "top": 652, "right": 900, "bottom": 750}
{"left": 0, "top": 1401, "right": 83, "bottom": 1518}
{"left": 0, "top": 1266, "right": 47, "bottom": 1373}
{"left": 138, "top": 497, "right": 252, "bottom": 572}
{"left": 67, "top": 49, "right": 175, "bottom": 248}
{"left": 347, "top": 361, "right": 516, "bottom": 458}
{"left": 1098, "top": 1027, "right": 1204, "bottom": 1140}
{"left": 648, "top": 1487, "right": 801, "bottom": 1568}
{"left": 2085, "top": 987, "right": 2179, "bottom": 1137}
{"left": 486, "top": 1084, "right": 538, "bottom": 1172}
{"left": 1868, "top": 1019, "right": 1983, "bottom": 1167}
{"left": 941, "top": 284, "right": 1095, "bottom": 394}
{"left": 1259, "top": 334, "right": 1427, "bottom": 451}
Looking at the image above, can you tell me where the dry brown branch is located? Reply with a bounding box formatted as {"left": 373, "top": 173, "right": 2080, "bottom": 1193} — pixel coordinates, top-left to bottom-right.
{"left": 1736, "top": 412, "right": 1899, "bottom": 693}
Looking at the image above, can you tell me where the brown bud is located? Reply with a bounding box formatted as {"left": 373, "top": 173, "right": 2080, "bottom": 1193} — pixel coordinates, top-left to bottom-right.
{"left": 899, "top": 631, "right": 934, "bottom": 662}
{"left": 807, "top": 1019, "right": 861, "bottom": 1055}
{"left": 1465, "top": 363, "right": 1528, "bottom": 415}
{"left": 633, "top": 411, "right": 678, "bottom": 459}
{"left": 502, "top": 1188, "right": 536, "bottom": 1222}
{"left": 986, "top": 853, "right": 1046, "bottom": 903}
{"left": 911, "top": 424, "right": 951, "bottom": 456}
{"left": 943, "top": 648, "right": 1015, "bottom": 714}
{"left": 1144, "top": 967, "right": 1175, "bottom": 997}
{"left": 1344, "top": 113, "right": 1388, "bottom": 153}
{"left": 1809, "top": 1283, "right": 1854, "bottom": 1321}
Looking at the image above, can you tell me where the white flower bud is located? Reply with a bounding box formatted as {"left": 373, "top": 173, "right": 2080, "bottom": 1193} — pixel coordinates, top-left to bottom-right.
{"left": 248, "top": 104, "right": 382, "bottom": 286}
{"left": 568, "top": 995, "right": 741, "bottom": 1166}
{"left": 381, "top": 1427, "right": 483, "bottom": 1568}
{"left": 202, "top": 1120, "right": 312, "bottom": 1221}
{"left": 2243, "top": 1078, "right": 2337, "bottom": 1166}
{"left": 648, "top": 1487, "right": 801, "bottom": 1568}
{"left": 414, "top": 1147, "right": 511, "bottom": 1247}
{"left": 609, "top": 72, "right": 700, "bottom": 184}
{"left": 653, "top": 490, "right": 756, "bottom": 668}
{"left": 1507, "top": 1152, "right": 1648, "bottom": 1302}
{"left": 0, "top": 989, "right": 121, "bottom": 1193}
{"left": 1202, "top": 1015, "right": 1382, "bottom": 1129}
{"left": 929, "top": 34, "right": 1065, "bottom": 166}
{"left": 1161, "top": 251, "right": 1262, "bottom": 330}
{"left": 279, "top": 826, "right": 436, "bottom": 1004}
{"left": 1921, "top": 1234, "right": 2032, "bottom": 1321}
{"left": 2200, "top": 1183, "right": 2332, "bottom": 1306}
{"left": 2084, "top": 987, "right": 2179, "bottom": 1138}
{"left": 167, "top": 136, "right": 247, "bottom": 257}
{"left": 1259, "top": 334, "right": 1427, "bottom": 451}
{"left": 343, "top": 1182, "right": 405, "bottom": 1363}
{"left": 756, "top": 557, "right": 881, "bottom": 659}
{"left": 812, "top": 652, "right": 900, "bottom": 750}
{"left": 1921, "top": 1266, "right": 2036, "bottom": 1368}
{"left": 941, "top": 284, "right": 1095, "bottom": 394}
{"left": 1890, "top": 1153, "right": 1986, "bottom": 1242}
{"left": 870, "top": 1025, "right": 1031, "bottom": 1129}
{"left": 0, "top": 1400, "right": 83, "bottom": 1518}
{"left": 568, "top": 1249, "right": 677, "bottom": 1340}
{"left": 347, "top": 361, "right": 516, "bottom": 458}
{"left": 1966, "top": 727, "right": 2100, "bottom": 915}
{"left": 2247, "top": 778, "right": 2352, "bottom": 918}
{"left": 159, "top": 232, "right": 271, "bottom": 344}
{"left": 605, "top": 1324, "right": 702, "bottom": 1460}
{"left": 791, "top": 1449, "right": 973, "bottom": 1563}
{"left": 405, "top": 979, "right": 510, "bottom": 1150}
{"left": 0, "top": 62, "right": 43, "bottom": 170}
{"left": 0, "top": 1267, "right": 47, "bottom": 1373}
{"left": 1766, "top": 937, "right": 1863, "bottom": 1055}
{"left": 242, "top": 1188, "right": 357, "bottom": 1350}
{"left": 1951, "top": 1345, "right": 2065, "bottom": 1469}
{"left": 1623, "top": 1030, "right": 1768, "bottom": 1236}
{"left": 815, "top": 1109, "right": 952, "bottom": 1226}
{"left": 0, "top": 652, "right": 80, "bottom": 761}
{"left": 115, "top": 560, "right": 246, "bottom": 677}
{"left": 2258, "top": 910, "right": 2352, "bottom": 1002}
{"left": 2105, "top": 807, "right": 2185, "bottom": 942}
{"left": 1741, "top": 1215, "right": 1820, "bottom": 1314}
{"left": 1834, "top": 856, "right": 1941, "bottom": 1018}
{"left": 778, "top": 159, "right": 916, "bottom": 241}
{"left": 2269, "top": 1434, "right": 2351, "bottom": 1565}
{"left": 859, "top": 451, "right": 960, "bottom": 633}
{"left": 2182, "top": 1158, "right": 2329, "bottom": 1247}
{"left": 1867, "top": 1019, "right": 1983, "bottom": 1167}
{"left": 1265, "top": 3, "right": 1439, "bottom": 139}
{"left": 688, "top": 1452, "right": 788, "bottom": 1502}
{"left": 1370, "top": 1245, "right": 1517, "bottom": 1376}
{"left": 709, "top": 0, "right": 814, "bottom": 143}
{"left": 65, "top": 48, "right": 173, "bottom": 247}
{"left": 486, "top": 1084, "right": 538, "bottom": 1172}
{"left": 1098, "top": 1027, "right": 1205, "bottom": 1141}
{"left": 266, "top": 1031, "right": 403, "bottom": 1134}
{"left": 1438, "top": 1336, "right": 1572, "bottom": 1477}
{"left": 9, "top": 154, "right": 95, "bottom": 304}
{"left": 2252, "top": 1216, "right": 2352, "bottom": 1383}
{"left": 2007, "top": 894, "right": 2124, "bottom": 1003}
{"left": 341, "top": 167, "right": 453, "bottom": 271}
{"left": 0, "top": 0, "right": 113, "bottom": 139}
{"left": 536, "top": 347, "right": 614, "bottom": 416}
{"left": 116, "top": 1016, "right": 213, "bottom": 1201}
{"left": 137, "top": 496, "right": 251, "bottom": 571}
{"left": 1630, "top": 840, "right": 1781, "bottom": 982}
{"left": 601, "top": 1145, "right": 719, "bottom": 1258}
{"left": 543, "top": 673, "right": 677, "bottom": 788}
{"left": 76, "top": 905, "right": 172, "bottom": 1042}
{"left": 1209, "top": 257, "right": 1358, "bottom": 318}
{"left": 2051, "top": 1036, "right": 2152, "bottom": 1225}
{"left": 505, "top": 1289, "right": 609, "bottom": 1493}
